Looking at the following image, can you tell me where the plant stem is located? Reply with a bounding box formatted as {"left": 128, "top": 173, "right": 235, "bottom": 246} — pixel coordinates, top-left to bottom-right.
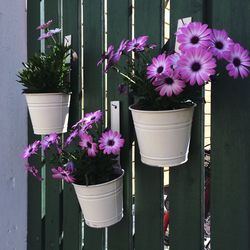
{"left": 113, "top": 66, "right": 136, "bottom": 83}
{"left": 62, "top": 150, "right": 77, "bottom": 160}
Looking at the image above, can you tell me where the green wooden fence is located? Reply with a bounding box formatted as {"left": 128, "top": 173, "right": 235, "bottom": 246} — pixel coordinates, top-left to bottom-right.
{"left": 27, "top": 0, "right": 250, "bottom": 249}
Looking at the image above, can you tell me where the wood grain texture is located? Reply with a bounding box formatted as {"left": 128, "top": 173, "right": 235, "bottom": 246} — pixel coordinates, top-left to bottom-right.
{"left": 169, "top": 1, "right": 205, "bottom": 250}
{"left": 134, "top": 1, "right": 165, "bottom": 249}
{"left": 210, "top": 1, "right": 250, "bottom": 249}
{"left": 62, "top": 0, "right": 83, "bottom": 249}
{"left": 27, "top": 1, "right": 42, "bottom": 249}
{"left": 83, "top": 0, "right": 105, "bottom": 249}
{"left": 106, "top": 1, "right": 133, "bottom": 249}
{"left": 44, "top": 2, "right": 62, "bottom": 249}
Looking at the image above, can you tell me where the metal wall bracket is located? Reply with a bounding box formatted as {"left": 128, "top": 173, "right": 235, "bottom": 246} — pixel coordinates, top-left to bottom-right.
{"left": 175, "top": 17, "right": 192, "bottom": 52}
{"left": 110, "top": 101, "right": 121, "bottom": 165}
{"left": 110, "top": 101, "right": 120, "bottom": 132}
{"left": 64, "top": 35, "right": 72, "bottom": 63}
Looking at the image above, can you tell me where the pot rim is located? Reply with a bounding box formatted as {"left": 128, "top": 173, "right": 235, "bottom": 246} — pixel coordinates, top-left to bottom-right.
{"left": 24, "top": 92, "right": 72, "bottom": 96}
{"left": 72, "top": 169, "right": 124, "bottom": 189}
{"left": 129, "top": 103, "right": 197, "bottom": 113}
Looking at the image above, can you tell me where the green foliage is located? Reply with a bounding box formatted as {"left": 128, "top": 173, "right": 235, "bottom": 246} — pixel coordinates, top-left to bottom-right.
{"left": 71, "top": 153, "right": 118, "bottom": 186}
{"left": 17, "top": 44, "right": 72, "bottom": 94}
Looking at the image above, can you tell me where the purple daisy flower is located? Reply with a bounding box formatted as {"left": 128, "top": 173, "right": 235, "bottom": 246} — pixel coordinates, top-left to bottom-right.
{"left": 166, "top": 52, "right": 181, "bottom": 71}
{"left": 79, "top": 133, "right": 92, "bottom": 146}
{"left": 31, "top": 140, "right": 40, "bottom": 151}
{"left": 22, "top": 140, "right": 40, "bottom": 159}
{"left": 72, "top": 118, "right": 85, "bottom": 129}
{"left": 36, "top": 20, "right": 53, "bottom": 30}
{"left": 147, "top": 54, "right": 170, "bottom": 80}
{"left": 177, "top": 22, "right": 211, "bottom": 51}
{"left": 117, "top": 83, "right": 128, "bottom": 94}
{"left": 112, "top": 40, "right": 128, "bottom": 63}
{"left": 153, "top": 71, "right": 186, "bottom": 97}
{"left": 175, "top": 23, "right": 189, "bottom": 36}
{"left": 97, "top": 45, "right": 114, "bottom": 67}
{"left": 79, "top": 134, "right": 98, "bottom": 157}
{"left": 105, "top": 55, "right": 117, "bottom": 72}
{"left": 86, "top": 142, "right": 98, "bottom": 157}
{"left": 209, "top": 29, "right": 234, "bottom": 59}
{"left": 65, "top": 130, "right": 78, "bottom": 146}
{"left": 178, "top": 47, "right": 217, "bottom": 86}
{"left": 49, "top": 28, "right": 61, "bottom": 35}
{"left": 51, "top": 166, "right": 75, "bottom": 183}
{"left": 22, "top": 145, "right": 33, "bottom": 159}
{"left": 25, "top": 164, "right": 43, "bottom": 181}
{"left": 38, "top": 31, "right": 54, "bottom": 40}
{"left": 72, "top": 111, "right": 102, "bottom": 129}
{"left": 78, "top": 124, "right": 93, "bottom": 139}
{"left": 99, "top": 130, "right": 125, "bottom": 155}
{"left": 126, "top": 36, "right": 148, "bottom": 52}
{"left": 224, "top": 43, "right": 250, "bottom": 79}
{"left": 41, "top": 133, "right": 59, "bottom": 150}
{"left": 84, "top": 110, "right": 102, "bottom": 124}
{"left": 65, "top": 161, "right": 74, "bottom": 172}
{"left": 48, "top": 133, "right": 59, "bottom": 143}
{"left": 40, "top": 140, "right": 50, "bottom": 150}
{"left": 149, "top": 44, "right": 157, "bottom": 49}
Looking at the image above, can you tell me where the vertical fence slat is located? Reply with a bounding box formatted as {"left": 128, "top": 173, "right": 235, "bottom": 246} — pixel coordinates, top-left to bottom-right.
{"left": 27, "top": 1, "right": 42, "bottom": 249}
{"left": 211, "top": 1, "right": 250, "bottom": 249}
{"left": 134, "top": 1, "right": 164, "bottom": 249}
{"left": 63, "top": 0, "right": 83, "bottom": 249}
{"left": 169, "top": 1, "right": 205, "bottom": 250}
{"left": 83, "top": 0, "right": 105, "bottom": 249}
{"left": 106, "top": 1, "right": 133, "bottom": 250}
{"left": 44, "top": 168, "right": 61, "bottom": 250}
{"left": 43, "top": 2, "right": 62, "bottom": 249}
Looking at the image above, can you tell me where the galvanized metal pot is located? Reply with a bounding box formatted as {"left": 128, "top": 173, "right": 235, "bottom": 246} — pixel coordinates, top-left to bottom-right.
{"left": 73, "top": 170, "right": 124, "bottom": 228}
{"left": 129, "top": 104, "right": 196, "bottom": 167}
{"left": 24, "top": 93, "right": 71, "bottom": 135}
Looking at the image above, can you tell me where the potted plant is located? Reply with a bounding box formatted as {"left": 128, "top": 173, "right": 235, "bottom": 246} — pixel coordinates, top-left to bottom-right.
{"left": 21, "top": 110, "right": 125, "bottom": 228}
{"left": 98, "top": 22, "right": 250, "bottom": 167}
{"left": 17, "top": 20, "right": 75, "bottom": 135}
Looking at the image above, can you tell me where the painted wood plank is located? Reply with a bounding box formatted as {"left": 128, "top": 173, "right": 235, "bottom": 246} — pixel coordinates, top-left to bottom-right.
{"left": 62, "top": 1, "right": 83, "bottom": 250}
{"left": 83, "top": 0, "right": 105, "bottom": 249}
{"left": 27, "top": 1, "right": 43, "bottom": 249}
{"left": 210, "top": 0, "right": 250, "bottom": 249}
{"left": 106, "top": 1, "right": 133, "bottom": 250}
{"left": 83, "top": 0, "right": 105, "bottom": 112}
{"left": 62, "top": 184, "right": 82, "bottom": 250}
{"left": 169, "top": 1, "right": 205, "bottom": 250}
{"left": 134, "top": 1, "right": 164, "bottom": 249}
{"left": 63, "top": 0, "right": 82, "bottom": 121}
{"left": 44, "top": 2, "right": 62, "bottom": 249}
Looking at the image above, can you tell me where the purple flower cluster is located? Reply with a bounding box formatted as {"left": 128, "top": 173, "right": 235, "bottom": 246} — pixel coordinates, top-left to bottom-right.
{"left": 36, "top": 20, "right": 62, "bottom": 40}
{"left": 146, "top": 22, "right": 250, "bottom": 97}
{"left": 99, "top": 22, "right": 250, "bottom": 100}
{"left": 70, "top": 110, "right": 125, "bottom": 158}
{"left": 97, "top": 35, "right": 155, "bottom": 72}
{"left": 52, "top": 162, "right": 75, "bottom": 183}
{"left": 25, "top": 164, "right": 43, "bottom": 181}
{"left": 21, "top": 133, "right": 60, "bottom": 182}
{"left": 21, "top": 110, "right": 125, "bottom": 184}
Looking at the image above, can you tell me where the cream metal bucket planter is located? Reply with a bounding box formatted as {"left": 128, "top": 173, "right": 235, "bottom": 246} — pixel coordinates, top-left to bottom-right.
{"left": 129, "top": 104, "right": 196, "bottom": 167}
{"left": 24, "top": 93, "right": 71, "bottom": 135}
{"left": 73, "top": 170, "right": 124, "bottom": 228}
